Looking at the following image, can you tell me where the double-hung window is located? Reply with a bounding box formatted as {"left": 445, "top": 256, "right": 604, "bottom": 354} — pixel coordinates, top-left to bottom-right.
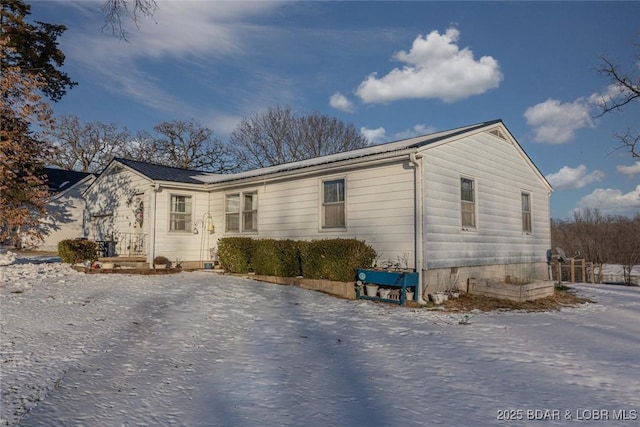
{"left": 322, "top": 178, "right": 345, "bottom": 228}
{"left": 521, "top": 192, "right": 532, "bottom": 233}
{"left": 242, "top": 192, "right": 258, "bottom": 232}
{"left": 225, "top": 194, "right": 240, "bottom": 232}
{"left": 225, "top": 192, "right": 258, "bottom": 232}
{"left": 169, "top": 195, "right": 192, "bottom": 232}
{"left": 460, "top": 177, "right": 476, "bottom": 229}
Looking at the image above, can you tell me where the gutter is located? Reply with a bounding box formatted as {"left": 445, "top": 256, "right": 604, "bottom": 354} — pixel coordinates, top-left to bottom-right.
{"left": 202, "top": 148, "right": 419, "bottom": 190}
{"left": 409, "top": 151, "right": 426, "bottom": 304}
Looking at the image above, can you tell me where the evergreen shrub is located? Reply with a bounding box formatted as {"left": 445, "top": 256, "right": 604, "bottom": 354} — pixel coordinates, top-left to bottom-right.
{"left": 217, "top": 237, "right": 376, "bottom": 282}
{"left": 251, "top": 239, "right": 301, "bottom": 277}
{"left": 58, "top": 239, "right": 98, "bottom": 264}
{"left": 300, "top": 238, "right": 376, "bottom": 282}
{"left": 217, "top": 237, "right": 253, "bottom": 273}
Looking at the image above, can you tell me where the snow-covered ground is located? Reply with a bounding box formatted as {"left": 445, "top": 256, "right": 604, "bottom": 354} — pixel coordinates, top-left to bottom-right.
{"left": 1, "top": 254, "right": 639, "bottom": 426}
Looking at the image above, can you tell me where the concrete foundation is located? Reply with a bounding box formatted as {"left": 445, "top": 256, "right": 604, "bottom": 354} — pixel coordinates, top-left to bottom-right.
{"left": 467, "top": 278, "right": 555, "bottom": 302}
{"left": 421, "top": 262, "right": 550, "bottom": 296}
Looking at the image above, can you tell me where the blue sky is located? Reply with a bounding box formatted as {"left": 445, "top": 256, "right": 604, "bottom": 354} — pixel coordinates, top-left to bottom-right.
{"left": 31, "top": 1, "right": 640, "bottom": 219}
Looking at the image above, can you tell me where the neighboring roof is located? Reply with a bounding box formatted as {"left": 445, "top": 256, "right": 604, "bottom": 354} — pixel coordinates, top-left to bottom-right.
{"left": 195, "top": 119, "right": 502, "bottom": 184}
{"left": 114, "top": 158, "right": 218, "bottom": 184}
{"left": 43, "top": 167, "right": 95, "bottom": 194}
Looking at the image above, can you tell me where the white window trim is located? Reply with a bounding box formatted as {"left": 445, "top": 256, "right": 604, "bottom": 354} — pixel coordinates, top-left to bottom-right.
{"left": 460, "top": 176, "right": 478, "bottom": 232}
{"left": 168, "top": 193, "right": 193, "bottom": 233}
{"left": 319, "top": 176, "right": 347, "bottom": 232}
{"left": 224, "top": 193, "right": 240, "bottom": 233}
{"left": 224, "top": 190, "right": 259, "bottom": 234}
{"left": 242, "top": 191, "right": 258, "bottom": 233}
{"left": 521, "top": 190, "right": 533, "bottom": 235}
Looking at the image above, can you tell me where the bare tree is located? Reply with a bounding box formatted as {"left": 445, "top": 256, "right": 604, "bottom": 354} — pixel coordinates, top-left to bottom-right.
{"left": 101, "top": 0, "right": 157, "bottom": 39}
{"left": 596, "top": 39, "right": 640, "bottom": 158}
{"left": 552, "top": 209, "right": 640, "bottom": 285}
{"left": 152, "top": 120, "right": 238, "bottom": 173}
{"left": 229, "top": 106, "right": 369, "bottom": 171}
{"left": 44, "top": 117, "right": 237, "bottom": 174}
{"left": 43, "top": 115, "right": 131, "bottom": 173}
{"left": 608, "top": 214, "right": 640, "bottom": 285}
{"left": 120, "top": 129, "right": 160, "bottom": 164}
{"left": 571, "top": 208, "right": 609, "bottom": 265}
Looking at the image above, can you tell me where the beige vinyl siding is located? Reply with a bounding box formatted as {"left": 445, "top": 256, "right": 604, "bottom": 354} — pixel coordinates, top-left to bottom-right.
{"left": 153, "top": 188, "right": 211, "bottom": 262}
{"left": 208, "top": 161, "right": 417, "bottom": 268}
{"left": 84, "top": 169, "right": 152, "bottom": 243}
{"left": 422, "top": 131, "right": 551, "bottom": 269}
{"left": 28, "top": 179, "right": 95, "bottom": 251}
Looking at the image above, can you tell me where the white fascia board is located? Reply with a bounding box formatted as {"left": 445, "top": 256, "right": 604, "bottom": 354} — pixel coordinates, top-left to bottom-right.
{"left": 153, "top": 181, "right": 208, "bottom": 191}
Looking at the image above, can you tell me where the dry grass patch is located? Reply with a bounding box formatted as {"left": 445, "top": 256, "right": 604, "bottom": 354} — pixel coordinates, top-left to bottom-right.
{"left": 406, "top": 287, "right": 593, "bottom": 312}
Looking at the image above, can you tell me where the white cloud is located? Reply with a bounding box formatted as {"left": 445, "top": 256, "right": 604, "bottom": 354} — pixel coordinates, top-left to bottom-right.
{"left": 523, "top": 98, "right": 594, "bottom": 144}
{"left": 205, "top": 113, "right": 244, "bottom": 138}
{"left": 329, "top": 92, "right": 355, "bottom": 113}
{"left": 586, "top": 84, "right": 625, "bottom": 109}
{"left": 62, "top": 2, "right": 285, "bottom": 115}
{"left": 360, "top": 127, "right": 386, "bottom": 144}
{"left": 524, "top": 84, "right": 626, "bottom": 144}
{"left": 356, "top": 27, "right": 502, "bottom": 104}
{"left": 577, "top": 185, "right": 640, "bottom": 216}
{"left": 394, "top": 124, "right": 437, "bottom": 140}
{"left": 617, "top": 161, "right": 640, "bottom": 178}
{"left": 546, "top": 165, "right": 605, "bottom": 190}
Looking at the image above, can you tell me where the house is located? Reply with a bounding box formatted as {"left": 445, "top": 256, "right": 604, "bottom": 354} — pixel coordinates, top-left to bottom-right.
{"left": 22, "top": 168, "right": 95, "bottom": 251}
{"left": 84, "top": 120, "right": 553, "bottom": 298}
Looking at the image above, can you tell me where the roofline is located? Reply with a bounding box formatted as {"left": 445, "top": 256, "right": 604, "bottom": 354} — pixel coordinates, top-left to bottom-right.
{"left": 499, "top": 125, "right": 553, "bottom": 192}
{"left": 83, "top": 120, "right": 552, "bottom": 194}
{"left": 50, "top": 173, "right": 96, "bottom": 200}
{"left": 204, "top": 148, "right": 418, "bottom": 190}
{"left": 113, "top": 157, "right": 214, "bottom": 176}
{"left": 197, "top": 120, "right": 502, "bottom": 185}
{"left": 414, "top": 120, "right": 552, "bottom": 193}
{"left": 84, "top": 159, "right": 216, "bottom": 197}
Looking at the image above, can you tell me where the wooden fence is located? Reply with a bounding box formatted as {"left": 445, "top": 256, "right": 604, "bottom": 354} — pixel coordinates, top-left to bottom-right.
{"left": 550, "top": 257, "right": 598, "bottom": 284}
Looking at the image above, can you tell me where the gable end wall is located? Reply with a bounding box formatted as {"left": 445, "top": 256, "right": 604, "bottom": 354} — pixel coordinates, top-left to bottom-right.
{"left": 422, "top": 131, "right": 551, "bottom": 270}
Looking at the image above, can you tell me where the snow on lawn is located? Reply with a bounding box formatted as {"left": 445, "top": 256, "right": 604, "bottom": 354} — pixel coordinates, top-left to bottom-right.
{"left": 1, "top": 256, "right": 639, "bottom": 426}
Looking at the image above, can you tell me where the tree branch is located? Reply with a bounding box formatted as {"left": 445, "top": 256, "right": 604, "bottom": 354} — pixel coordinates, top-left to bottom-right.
{"left": 101, "top": 0, "right": 158, "bottom": 40}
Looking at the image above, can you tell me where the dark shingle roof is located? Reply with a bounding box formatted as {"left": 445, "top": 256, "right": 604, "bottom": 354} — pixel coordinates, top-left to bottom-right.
{"left": 43, "top": 167, "right": 94, "bottom": 193}
{"left": 115, "top": 158, "right": 211, "bottom": 184}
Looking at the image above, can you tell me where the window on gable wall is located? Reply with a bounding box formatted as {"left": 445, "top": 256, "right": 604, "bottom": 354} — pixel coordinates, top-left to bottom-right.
{"left": 460, "top": 177, "right": 476, "bottom": 229}
{"left": 521, "top": 192, "right": 532, "bottom": 233}
{"left": 225, "top": 192, "right": 258, "bottom": 233}
{"left": 170, "top": 195, "right": 192, "bottom": 231}
{"left": 322, "top": 178, "right": 345, "bottom": 228}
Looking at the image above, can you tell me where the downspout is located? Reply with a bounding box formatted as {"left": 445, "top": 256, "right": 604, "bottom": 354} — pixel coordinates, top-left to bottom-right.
{"left": 148, "top": 183, "right": 160, "bottom": 268}
{"left": 409, "top": 151, "right": 426, "bottom": 304}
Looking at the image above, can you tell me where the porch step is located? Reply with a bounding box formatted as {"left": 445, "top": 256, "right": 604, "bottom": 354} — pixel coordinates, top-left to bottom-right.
{"left": 98, "top": 257, "right": 147, "bottom": 269}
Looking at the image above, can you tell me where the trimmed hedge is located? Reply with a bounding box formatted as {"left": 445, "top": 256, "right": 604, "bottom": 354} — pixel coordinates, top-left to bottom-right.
{"left": 251, "top": 239, "right": 301, "bottom": 277}
{"left": 217, "top": 237, "right": 253, "bottom": 273}
{"left": 58, "top": 239, "right": 98, "bottom": 264}
{"left": 300, "top": 239, "right": 377, "bottom": 282}
{"left": 217, "top": 237, "right": 376, "bottom": 282}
